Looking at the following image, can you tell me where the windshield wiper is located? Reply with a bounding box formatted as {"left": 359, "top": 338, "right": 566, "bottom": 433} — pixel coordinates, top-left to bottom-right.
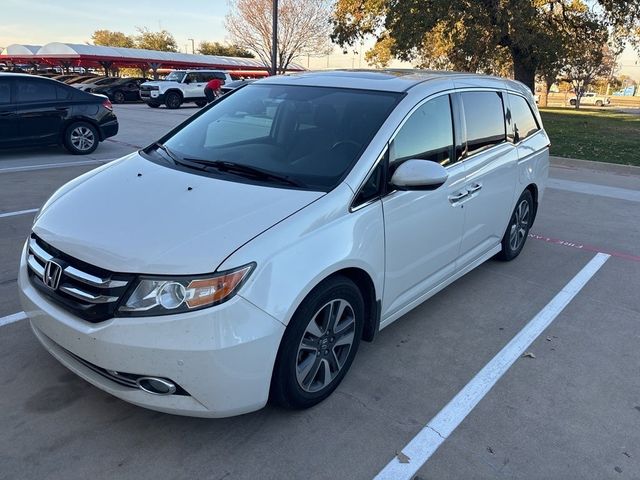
{"left": 151, "top": 142, "right": 181, "bottom": 164}
{"left": 183, "top": 158, "right": 305, "bottom": 188}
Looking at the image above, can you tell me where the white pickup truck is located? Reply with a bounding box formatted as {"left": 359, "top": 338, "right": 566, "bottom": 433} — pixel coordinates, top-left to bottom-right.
{"left": 568, "top": 92, "right": 611, "bottom": 107}
{"left": 140, "top": 70, "right": 233, "bottom": 109}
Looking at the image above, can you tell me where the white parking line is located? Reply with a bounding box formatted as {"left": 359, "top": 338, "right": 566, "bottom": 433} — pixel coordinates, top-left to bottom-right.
{"left": 0, "top": 208, "right": 38, "bottom": 219}
{"left": 548, "top": 178, "right": 640, "bottom": 203}
{"left": 374, "top": 252, "right": 610, "bottom": 480}
{"left": 0, "top": 311, "right": 27, "bottom": 327}
{"left": 0, "top": 159, "right": 105, "bottom": 174}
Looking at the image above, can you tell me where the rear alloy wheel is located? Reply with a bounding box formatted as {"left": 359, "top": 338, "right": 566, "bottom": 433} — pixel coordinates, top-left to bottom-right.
{"left": 570, "top": 99, "right": 577, "bottom": 106}
{"left": 113, "top": 91, "right": 125, "bottom": 104}
{"left": 595, "top": 100, "right": 603, "bottom": 107}
{"left": 64, "top": 122, "right": 99, "bottom": 155}
{"left": 165, "top": 92, "right": 182, "bottom": 109}
{"left": 271, "top": 276, "right": 364, "bottom": 409}
{"left": 497, "top": 190, "right": 533, "bottom": 261}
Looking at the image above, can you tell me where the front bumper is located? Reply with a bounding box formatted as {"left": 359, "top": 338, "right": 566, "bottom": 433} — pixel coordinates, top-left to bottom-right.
{"left": 18, "top": 245, "right": 285, "bottom": 418}
{"left": 140, "top": 90, "right": 164, "bottom": 104}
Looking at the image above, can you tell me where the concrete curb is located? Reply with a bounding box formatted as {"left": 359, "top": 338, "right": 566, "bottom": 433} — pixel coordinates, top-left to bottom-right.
{"left": 550, "top": 156, "right": 640, "bottom": 177}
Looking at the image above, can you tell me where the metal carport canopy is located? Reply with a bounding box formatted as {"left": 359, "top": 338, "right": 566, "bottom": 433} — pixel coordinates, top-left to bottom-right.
{"left": 1, "top": 42, "right": 304, "bottom": 72}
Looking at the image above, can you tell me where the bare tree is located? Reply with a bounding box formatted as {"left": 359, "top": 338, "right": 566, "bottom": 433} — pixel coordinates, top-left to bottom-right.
{"left": 226, "top": 0, "right": 331, "bottom": 73}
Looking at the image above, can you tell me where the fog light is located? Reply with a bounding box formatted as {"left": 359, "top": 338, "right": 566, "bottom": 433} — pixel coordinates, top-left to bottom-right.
{"left": 136, "top": 377, "right": 177, "bottom": 395}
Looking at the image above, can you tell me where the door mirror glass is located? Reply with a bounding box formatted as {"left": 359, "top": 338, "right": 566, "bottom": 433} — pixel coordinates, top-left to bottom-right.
{"left": 390, "top": 159, "right": 449, "bottom": 191}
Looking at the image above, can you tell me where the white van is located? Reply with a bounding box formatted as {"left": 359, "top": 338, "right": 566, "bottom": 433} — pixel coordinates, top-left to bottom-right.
{"left": 19, "top": 70, "right": 549, "bottom": 417}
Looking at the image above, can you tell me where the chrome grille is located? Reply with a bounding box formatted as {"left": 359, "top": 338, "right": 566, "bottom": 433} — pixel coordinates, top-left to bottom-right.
{"left": 27, "top": 235, "right": 134, "bottom": 322}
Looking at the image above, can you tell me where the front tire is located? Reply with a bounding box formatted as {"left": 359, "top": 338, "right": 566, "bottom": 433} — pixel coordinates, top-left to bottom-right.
{"left": 569, "top": 99, "right": 577, "bottom": 106}
{"left": 63, "top": 121, "right": 99, "bottom": 155}
{"left": 270, "top": 276, "right": 364, "bottom": 409}
{"left": 497, "top": 190, "right": 533, "bottom": 261}
{"left": 165, "top": 92, "right": 182, "bottom": 109}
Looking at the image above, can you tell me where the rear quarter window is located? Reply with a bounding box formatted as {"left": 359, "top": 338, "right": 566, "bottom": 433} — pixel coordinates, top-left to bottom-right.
{"left": 508, "top": 94, "right": 540, "bottom": 142}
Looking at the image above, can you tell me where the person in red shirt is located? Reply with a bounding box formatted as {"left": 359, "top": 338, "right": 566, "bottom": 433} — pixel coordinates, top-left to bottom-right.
{"left": 204, "top": 78, "right": 223, "bottom": 103}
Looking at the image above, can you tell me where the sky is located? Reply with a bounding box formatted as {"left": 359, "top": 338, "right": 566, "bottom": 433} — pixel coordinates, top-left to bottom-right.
{"left": 0, "top": 0, "right": 638, "bottom": 79}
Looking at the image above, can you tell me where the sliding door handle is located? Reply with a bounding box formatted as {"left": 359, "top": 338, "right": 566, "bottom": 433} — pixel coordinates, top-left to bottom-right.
{"left": 467, "top": 183, "right": 482, "bottom": 194}
{"left": 448, "top": 191, "right": 469, "bottom": 203}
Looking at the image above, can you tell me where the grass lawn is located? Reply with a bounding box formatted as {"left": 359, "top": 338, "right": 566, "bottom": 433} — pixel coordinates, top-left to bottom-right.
{"left": 539, "top": 107, "right": 640, "bottom": 167}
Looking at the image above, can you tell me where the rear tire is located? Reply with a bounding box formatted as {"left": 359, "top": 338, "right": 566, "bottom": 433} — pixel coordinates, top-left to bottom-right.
{"left": 569, "top": 99, "right": 577, "bottom": 106}
{"left": 270, "top": 276, "right": 364, "bottom": 409}
{"left": 112, "top": 91, "right": 125, "bottom": 104}
{"left": 165, "top": 92, "right": 182, "bottom": 109}
{"left": 595, "top": 100, "right": 603, "bottom": 107}
{"left": 497, "top": 190, "right": 534, "bottom": 261}
{"left": 63, "top": 121, "right": 99, "bottom": 155}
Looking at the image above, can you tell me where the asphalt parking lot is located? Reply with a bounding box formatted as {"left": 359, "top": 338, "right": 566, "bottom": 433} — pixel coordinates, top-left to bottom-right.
{"left": 1, "top": 104, "right": 639, "bottom": 480}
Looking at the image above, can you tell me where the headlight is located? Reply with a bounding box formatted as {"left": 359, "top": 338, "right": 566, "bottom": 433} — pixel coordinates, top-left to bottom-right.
{"left": 118, "top": 263, "right": 254, "bottom": 316}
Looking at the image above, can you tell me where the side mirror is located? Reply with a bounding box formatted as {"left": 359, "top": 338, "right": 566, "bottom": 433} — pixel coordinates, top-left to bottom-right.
{"left": 390, "top": 159, "right": 449, "bottom": 191}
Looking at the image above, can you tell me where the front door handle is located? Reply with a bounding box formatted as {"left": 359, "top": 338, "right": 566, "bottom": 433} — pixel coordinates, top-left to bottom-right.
{"left": 468, "top": 183, "right": 482, "bottom": 194}
{"left": 448, "top": 190, "right": 469, "bottom": 204}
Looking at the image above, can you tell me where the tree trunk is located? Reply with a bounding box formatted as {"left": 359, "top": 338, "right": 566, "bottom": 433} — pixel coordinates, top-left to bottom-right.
{"left": 512, "top": 51, "right": 537, "bottom": 93}
{"left": 539, "top": 82, "right": 549, "bottom": 108}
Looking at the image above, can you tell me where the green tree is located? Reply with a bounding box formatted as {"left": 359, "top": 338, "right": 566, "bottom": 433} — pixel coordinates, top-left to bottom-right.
{"left": 91, "top": 30, "right": 135, "bottom": 48}
{"left": 331, "top": 0, "right": 640, "bottom": 91}
{"left": 198, "top": 41, "right": 255, "bottom": 58}
{"left": 135, "top": 27, "right": 178, "bottom": 52}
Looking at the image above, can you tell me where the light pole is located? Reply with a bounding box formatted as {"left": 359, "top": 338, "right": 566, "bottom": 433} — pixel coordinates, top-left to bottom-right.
{"left": 271, "top": 0, "right": 278, "bottom": 75}
{"left": 188, "top": 38, "right": 195, "bottom": 55}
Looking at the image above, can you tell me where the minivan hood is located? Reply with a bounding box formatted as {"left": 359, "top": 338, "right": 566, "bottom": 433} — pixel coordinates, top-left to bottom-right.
{"left": 33, "top": 154, "right": 324, "bottom": 275}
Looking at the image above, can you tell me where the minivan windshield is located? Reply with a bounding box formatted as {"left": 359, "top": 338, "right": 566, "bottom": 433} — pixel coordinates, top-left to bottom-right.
{"left": 164, "top": 71, "right": 186, "bottom": 82}
{"left": 160, "top": 84, "right": 401, "bottom": 191}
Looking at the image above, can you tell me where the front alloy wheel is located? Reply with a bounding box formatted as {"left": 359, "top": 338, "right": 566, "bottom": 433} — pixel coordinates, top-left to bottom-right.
{"left": 271, "top": 275, "right": 364, "bottom": 409}
{"left": 296, "top": 299, "right": 356, "bottom": 393}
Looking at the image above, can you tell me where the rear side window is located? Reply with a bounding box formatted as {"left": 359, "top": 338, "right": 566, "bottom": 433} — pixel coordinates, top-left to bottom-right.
{"left": 461, "top": 91, "right": 506, "bottom": 155}
{"left": 508, "top": 94, "right": 539, "bottom": 142}
{"left": 16, "top": 79, "right": 57, "bottom": 103}
{"left": 56, "top": 85, "right": 72, "bottom": 100}
{"left": 0, "top": 79, "right": 10, "bottom": 104}
{"left": 390, "top": 95, "right": 455, "bottom": 166}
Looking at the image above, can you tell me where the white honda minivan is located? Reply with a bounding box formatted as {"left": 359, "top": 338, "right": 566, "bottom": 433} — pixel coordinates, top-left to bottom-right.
{"left": 19, "top": 70, "right": 549, "bottom": 417}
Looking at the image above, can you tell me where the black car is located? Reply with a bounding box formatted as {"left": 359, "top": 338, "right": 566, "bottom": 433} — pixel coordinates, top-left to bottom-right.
{"left": 91, "top": 77, "right": 147, "bottom": 104}
{"left": 0, "top": 73, "right": 118, "bottom": 155}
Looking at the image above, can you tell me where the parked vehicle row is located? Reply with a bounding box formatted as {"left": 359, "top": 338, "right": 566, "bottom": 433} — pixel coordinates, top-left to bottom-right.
{"left": 0, "top": 73, "right": 118, "bottom": 154}
{"left": 17, "top": 70, "right": 549, "bottom": 418}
